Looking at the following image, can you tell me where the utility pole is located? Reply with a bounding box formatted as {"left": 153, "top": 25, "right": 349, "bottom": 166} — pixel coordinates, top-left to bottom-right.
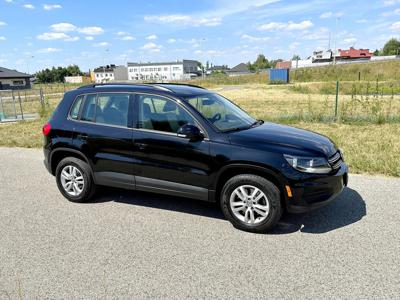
{"left": 333, "top": 17, "right": 340, "bottom": 65}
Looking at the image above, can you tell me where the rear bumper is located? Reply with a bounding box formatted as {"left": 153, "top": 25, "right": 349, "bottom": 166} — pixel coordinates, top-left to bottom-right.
{"left": 43, "top": 148, "right": 52, "bottom": 174}
{"left": 286, "top": 164, "right": 348, "bottom": 213}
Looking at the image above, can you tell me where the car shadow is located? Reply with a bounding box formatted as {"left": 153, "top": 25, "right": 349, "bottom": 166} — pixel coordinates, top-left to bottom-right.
{"left": 91, "top": 186, "right": 366, "bottom": 234}
{"left": 270, "top": 187, "right": 366, "bottom": 234}
{"left": 92, "top": 187, "right": 225, "bottom": 220}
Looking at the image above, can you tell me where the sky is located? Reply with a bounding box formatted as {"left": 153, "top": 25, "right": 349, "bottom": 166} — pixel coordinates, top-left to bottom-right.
{"left": 0, "top": 0, "right": 399, "bottom": 73}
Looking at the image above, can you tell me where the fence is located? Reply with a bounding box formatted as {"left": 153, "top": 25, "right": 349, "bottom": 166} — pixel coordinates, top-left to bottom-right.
{"left": 0, "top": 88, "right": 54, "bottom": 122}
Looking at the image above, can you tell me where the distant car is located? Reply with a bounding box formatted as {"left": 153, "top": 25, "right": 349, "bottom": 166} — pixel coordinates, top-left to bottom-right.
{"left": 43, "top": 83, "right": 348, "bottom": 233}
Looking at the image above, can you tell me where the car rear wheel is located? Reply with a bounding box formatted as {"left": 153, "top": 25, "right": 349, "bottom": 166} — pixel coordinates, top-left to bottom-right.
{"left": 55, "top": 157, "right": 96, "bottom": 202}
{"left": 221, "top": 174, "right": 282, "bottom": 233}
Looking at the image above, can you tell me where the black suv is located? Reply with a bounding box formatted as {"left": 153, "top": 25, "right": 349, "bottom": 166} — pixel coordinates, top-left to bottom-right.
{"left": 43, "top": 83, "right": 348, "bottom": 232}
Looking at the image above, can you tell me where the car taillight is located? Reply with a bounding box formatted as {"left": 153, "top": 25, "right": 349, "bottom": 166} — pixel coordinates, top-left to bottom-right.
{"left": 42, "top": 123, "right": 51, "bottom": 136}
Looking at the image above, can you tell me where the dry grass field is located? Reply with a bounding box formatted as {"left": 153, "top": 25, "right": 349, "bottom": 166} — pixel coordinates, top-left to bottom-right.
{"left": 0, "top": 83, "right": 399, "bottom": 176}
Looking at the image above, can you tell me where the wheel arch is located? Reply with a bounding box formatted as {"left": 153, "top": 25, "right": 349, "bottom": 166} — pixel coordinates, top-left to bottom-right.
{"left": 213, "top": 163, "right": 288, "bottom": 210}
{"left": 50, "top": 147, "right": 91, "bottom": 175}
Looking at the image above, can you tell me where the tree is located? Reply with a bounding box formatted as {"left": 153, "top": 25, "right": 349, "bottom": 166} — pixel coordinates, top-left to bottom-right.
{"left": 292, "top": 54, "right": 301, "bottom": 60}
{"left": 382, "top": 38, "right": 400, "bottom": 56}
{"left": 253, "top": 54, "right": 269, "bottom": 70}
{"left": 373, "top": 49, "right": 380, "bottom": 56}
{"left": 35, "top": 65, "right": 83, "bottom": 83}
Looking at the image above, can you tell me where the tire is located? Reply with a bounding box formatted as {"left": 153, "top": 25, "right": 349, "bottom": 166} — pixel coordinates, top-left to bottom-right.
{"left": 221, "top": 174, "right": 282, "bottom": 233}
{"left": 55, "top": 157, "right": 96, "bottom": 203}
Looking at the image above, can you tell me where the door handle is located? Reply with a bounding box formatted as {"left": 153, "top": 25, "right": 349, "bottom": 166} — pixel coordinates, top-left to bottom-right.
{"left": 77, "top": 134, "right": 88, "bottom": 141}
{"left": 136, "top": 143, "right": 147, "bottom": 150}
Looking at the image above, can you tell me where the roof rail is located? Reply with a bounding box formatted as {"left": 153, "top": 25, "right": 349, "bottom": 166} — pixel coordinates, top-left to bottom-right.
{"left": 152, "top": 82, "right": 206, "bottom": 89}
{"left": 77, "top": 82, "right": 206, "bottom": 91}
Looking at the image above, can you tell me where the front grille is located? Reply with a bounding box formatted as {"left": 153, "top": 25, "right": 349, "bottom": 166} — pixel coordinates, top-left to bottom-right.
{"left": 328, "top": 151, "right": 343, "bottom": 170}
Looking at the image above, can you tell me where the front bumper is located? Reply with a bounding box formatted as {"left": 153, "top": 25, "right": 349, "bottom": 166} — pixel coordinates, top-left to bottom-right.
{"left": 286, "top": 163, "right": 348, "bottom": 213}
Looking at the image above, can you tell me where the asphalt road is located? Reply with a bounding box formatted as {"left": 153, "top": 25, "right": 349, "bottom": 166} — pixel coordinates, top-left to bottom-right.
{"left": 0, "top": 147, "right": 399, "bottom": 299}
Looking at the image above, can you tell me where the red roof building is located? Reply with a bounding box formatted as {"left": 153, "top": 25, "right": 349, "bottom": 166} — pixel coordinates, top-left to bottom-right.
{"left": 338, "top": 47, "right": 373, "bottom": 59}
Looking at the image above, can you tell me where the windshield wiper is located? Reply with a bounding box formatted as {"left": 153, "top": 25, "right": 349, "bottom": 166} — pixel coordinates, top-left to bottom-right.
{"left": 251, "top": 119, "right": 264, "bottom": 127}
{"left": 222, "top": 120, "right": 264, "bottom": 133}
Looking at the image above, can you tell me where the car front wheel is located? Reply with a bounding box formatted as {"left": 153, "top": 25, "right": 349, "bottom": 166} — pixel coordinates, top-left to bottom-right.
{"left": 221, "top": 174, "right": 282, "bottom": 233}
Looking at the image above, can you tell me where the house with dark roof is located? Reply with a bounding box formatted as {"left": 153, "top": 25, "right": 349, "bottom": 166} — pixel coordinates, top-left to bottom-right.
{"left": 0, "top": 67, "right": 32, "bottom": 90}
{"left": 226, "top": 63, "right": 252, "bottom": 77}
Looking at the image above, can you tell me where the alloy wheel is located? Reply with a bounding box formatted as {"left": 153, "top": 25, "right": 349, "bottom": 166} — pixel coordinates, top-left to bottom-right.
{"left": 229, "top": 185, "right": 270, "bottom": 225}
{"left": 60, "top": 165, "right": 85, "bottom": 196}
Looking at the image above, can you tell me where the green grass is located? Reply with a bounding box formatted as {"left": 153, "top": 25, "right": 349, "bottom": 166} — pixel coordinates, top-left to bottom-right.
{"left": 291, "top": 60, "right": 400, "bottom": 82}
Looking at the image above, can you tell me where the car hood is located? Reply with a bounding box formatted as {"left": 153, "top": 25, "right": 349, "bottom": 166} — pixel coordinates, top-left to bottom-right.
{"left": 228, "top": 122, "right": 337, "bottom": 157}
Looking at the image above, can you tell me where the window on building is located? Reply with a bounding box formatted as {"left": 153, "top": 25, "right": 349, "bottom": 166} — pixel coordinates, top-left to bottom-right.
{"left": 164, "top": 67, "right": 168, "bottom": 71}
{"left": 137, "top": 95, "right": 195, "bottom": 133}
{"left": 12, "top": 80, "right": 24, "bottom": 86}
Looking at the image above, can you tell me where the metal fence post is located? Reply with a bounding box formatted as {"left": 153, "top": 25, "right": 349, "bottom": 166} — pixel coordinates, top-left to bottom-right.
{"left": 335, "top": 81, "right": 340, "bottom": 120}
{"left": 18, "top": 91, "right": 24, "bottom": 120}
{"left": 0, "top": 92, "right": 3, "bottom": 120}
{"left": 11, "top": 90, "right": 17, "bottom": 119}
{"left": 39, "top": 88, "right": 45, "bottom": 109}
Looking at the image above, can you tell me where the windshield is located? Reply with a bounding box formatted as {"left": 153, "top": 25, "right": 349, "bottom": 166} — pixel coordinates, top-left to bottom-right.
{"left": 183, "top": 93, "right": 256, "bottom": 132}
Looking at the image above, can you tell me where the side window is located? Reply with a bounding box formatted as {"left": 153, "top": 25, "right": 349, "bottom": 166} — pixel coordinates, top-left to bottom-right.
{"left": 138, "top": 94, "right": 195, "bottom": 133}
{"left": 69, "top": 95, "right": 84, "bottom": 120}
{"left": 80, "top": 94, "right": 97, "bottom": 122}
{"left": 95, "top": 93, "right": 130, "bottom": 127}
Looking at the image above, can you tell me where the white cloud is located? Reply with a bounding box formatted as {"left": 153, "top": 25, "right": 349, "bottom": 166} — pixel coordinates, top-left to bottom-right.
{"left": 141, "top": 42, "right": 162, "bottom": 52}
{"left": 396, "top": 8, "right": 400, "bottom": 14}
{"left": 258, "top": 20, "right": 313, "bottom": 31}
{"left": 65, "top": 36, "right": 79, "bottom": 42}
{"left": 37, "top": 32, "right": 71, "bottom": 40}
{"left": 93, "top": 42, "right": 110, "bottom": 47}
{"left": 344, "top": 37, "right": 357, "bottom": 44}
{"left": 43, "top": 4, "right": 62, "bottom": 11}
{"left": 5, "top": 0, "right": 13, "bottom": 3}
{"left": 117, "top": 31, "right": 129, "bottom": 36}
{"left": 356, "top": 19, "right": 368, "bottom": 23}
{"left": 320, "top": 12, "right": 333, "bottom": 19}
{"left": 85, "top": 36, "right": 94, "bottom": 41}
{"left": 241, "top": 34, "right": 270, "bottom": 42}
{"left": 167, "top": 38, "right": 176, "bottom": 43}
{"left": 78, "top": 26, "right": 104, "bottom": 35}
{"left": 146, "top": 34, "right": 158, "bottom": 40}
{"left": 50, "top": 23, "right": 77, "bottom": 32}
{"left": 384, "top": 0, "right": 400, "bottom": 6}
{"left": 390, "top": 21, "right": 400, "bottom": 30}
{"left": 0, "top": 36, "right": 6, "bottom": 41}
{"left": 144, "top": 15, "right": 221, "bottom": 27}
{"left": 194, "top": 49, "right": 224, "bottom": 56}
{"left": 50, "top": 23, "right": 103, "bottom": 35}
{"left": 23, "top": 4, "right": 34, "bottom": 9}
{"left": 289, "top": 42, "right": 300, "bottom": 50}
{"left": 0, "top": 21, "right": 6, "bottom": 26}
{"left": 37, "top": 47, "right": 61, "bottom": 53}
{"left": 121, "top": 36, "right": 135, "bottom": 41}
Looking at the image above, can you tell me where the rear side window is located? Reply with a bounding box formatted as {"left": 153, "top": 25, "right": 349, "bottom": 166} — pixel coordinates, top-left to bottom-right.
{"left": 95, "top": 93, "right": 130, "bottom": 127}
{"left": 80, "top": 94, "right": 97, "bottom": 122}
{"left": 69, "top": 95, "right": 84, "bottom": 120}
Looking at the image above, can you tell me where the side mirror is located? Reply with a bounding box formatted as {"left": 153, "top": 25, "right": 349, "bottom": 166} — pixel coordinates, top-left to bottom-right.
{"left": 177, "top": 124, "right": 204, "bottom": 141}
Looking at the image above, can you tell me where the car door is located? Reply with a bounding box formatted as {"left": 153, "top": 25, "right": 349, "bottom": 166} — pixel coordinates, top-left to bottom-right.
{"left": 132, "top": 93, "right": 211, "bottom": 200}
{"left": 72, "top": 92, "right": 135, "bottom": 189}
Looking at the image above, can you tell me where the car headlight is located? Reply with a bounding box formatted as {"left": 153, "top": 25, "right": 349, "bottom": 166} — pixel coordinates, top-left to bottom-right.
{"left": 284, "top": 154, "right": 332, "bottom": 174}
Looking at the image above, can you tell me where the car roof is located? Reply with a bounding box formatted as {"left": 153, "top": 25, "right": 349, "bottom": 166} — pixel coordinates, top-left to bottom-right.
{"left": 73, "top": 83, "right": 210, "bottom": 97}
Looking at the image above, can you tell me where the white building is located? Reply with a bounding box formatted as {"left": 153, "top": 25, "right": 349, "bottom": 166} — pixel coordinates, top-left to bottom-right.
{"left": 94, "top": 65, "right": 115, "bottom": 83}
{"left": 93, "top": 65, "right": 128, "bottom": 83}
{"left": 127, "top": 60, "right": 199, "bottom": 81}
